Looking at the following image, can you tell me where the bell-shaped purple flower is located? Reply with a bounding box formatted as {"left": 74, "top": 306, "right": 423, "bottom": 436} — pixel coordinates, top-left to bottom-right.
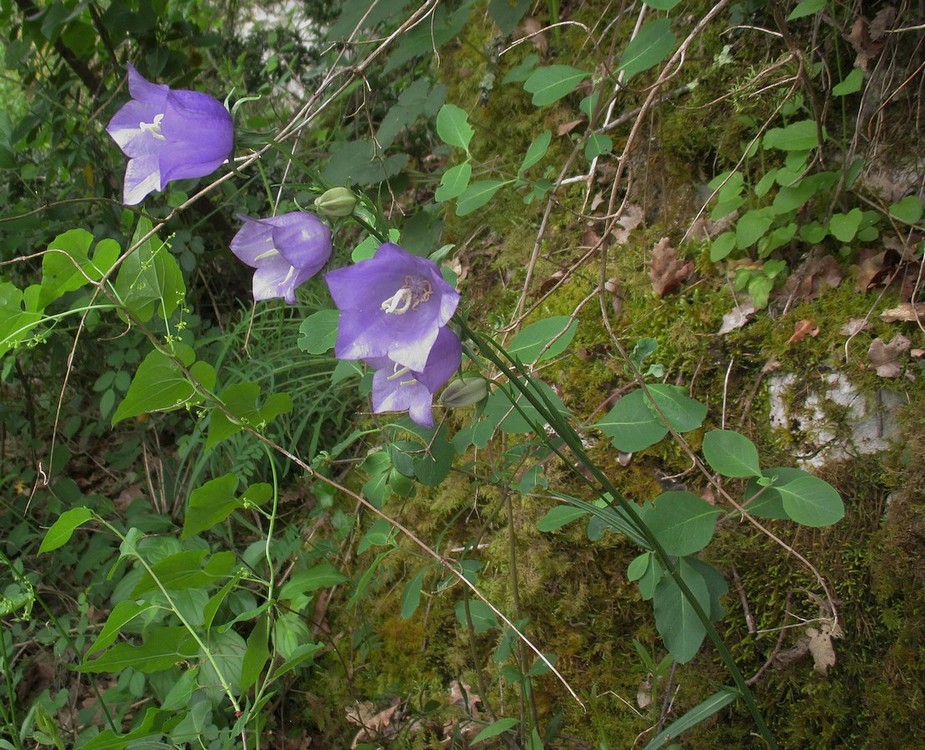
{"left": 325, "top": 243, "right": 460, "bottom": 372}
{"left": 366, "top": 327, "right": 461, "bottom": 427}
{"left": 106, "top": 64, "right": 234, "bottom": 205}
{"left": 231, "top": 212, "right": 332, "bottom": 304}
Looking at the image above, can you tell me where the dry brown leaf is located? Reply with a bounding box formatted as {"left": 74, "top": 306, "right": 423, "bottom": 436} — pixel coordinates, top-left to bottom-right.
{"left": 718, "top": 302, "right": 757, "bottom": 335}
{"left": 783, "top": 254, "right": 844, "bottom": 301}
{"left": 881, "top": 303, "right": 925, "bottom": 323}
{"left": 869, "top": 6, "right": 897, "bottom": 40}
{"left": 347, "top": 700, "right": 400, "bottom": 748}
{"left": 855, "top": 248, "right": 890, "bottom": 291}
{"left": 807, "top": 624, "right": 837, "bottom": 675}
{"left": 868, "top": 334, "right": 911, "bottom": 377}
{"left": 849, "top": 16, "right": 886, "bottom": 70}
{"left": 447, "top": 680, "right": 481, "bottom": 711}
{"left": 611, "top": 205, "right": 644, "bottom": 244}
{"left": 558, "top": 119, "right": 582, "bottom": 136}
{"left": 650, "top": 237, "right": 694, "bottom": 297}
{"left": 839, "top": 318, "right": 870, "bottom": 336}
{"left": 520, "top": 17, "right": 548, "bottom": 55}
{"left": 637, "top": 674, "right": 652, "bottom": 709}
{"left": 787, "top": 319, "right": 820, "bottom": 345}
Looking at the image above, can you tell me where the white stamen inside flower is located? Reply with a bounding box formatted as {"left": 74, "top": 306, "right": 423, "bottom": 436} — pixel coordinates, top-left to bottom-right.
{"left": 139, "top": 113, "right": 167, "bottom": 141}
{"left": 380, "top": 275, "right": 434, "bottom": 315}
{"left": 281, "top": 266, "right": 296, "bottom": 285}
{"left": 385, "top": 364, "right": 418, "bottom": 387}
{"left": 381, "top": 288, "right": 413, "bottom": 315}
{"left": 253, "top": 249, "right": 280, "bottom": 262}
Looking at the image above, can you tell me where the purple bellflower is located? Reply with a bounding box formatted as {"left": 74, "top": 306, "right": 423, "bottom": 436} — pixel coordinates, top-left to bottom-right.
{"left": 367, "top": 327, "right": 462, "bottom": 427}
{"left": 231, "top": 212, "right": 333, "bottom": 304}
{"left": 325, "top": 243, "right": 460, "bottom": 372}
{"left": 106, "top": 64, "right": 234, "bottom": 205}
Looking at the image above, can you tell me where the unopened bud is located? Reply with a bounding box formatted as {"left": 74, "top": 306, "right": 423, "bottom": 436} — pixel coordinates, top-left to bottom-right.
{"left": 314, "top": 187, "right": 357, "bottom": 217}
{"left": 440, "top": 377, "right": 488, "bottom": 408}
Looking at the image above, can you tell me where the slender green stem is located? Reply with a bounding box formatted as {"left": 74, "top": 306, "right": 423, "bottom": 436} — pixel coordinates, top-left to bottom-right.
{"left": 457, "top": 319, "right": 776, "bottom": 748}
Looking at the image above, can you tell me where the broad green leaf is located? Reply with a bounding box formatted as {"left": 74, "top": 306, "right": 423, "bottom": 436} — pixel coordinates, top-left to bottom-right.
{"left": 279, "top": 564, "right": 348, "bottom": 606}
{"left": 507, "top": 316, "right": 578, "bottom": 363}
{"left": 435, "top": 161, "right": 472, "bottom": 202}
{"left": 787, "top": 0, "right": 825, "bottom": 20}
{"left": 272, "top": 642, "right": 324, "bottom": 679}
{"left": 596, "top": 389, "right": 668, "bottom": 452}
{"left": 828, "top": 208, "right": 863, "bottom": 242}
{"left": 645, "top": 384, "right": 708, "bottom": 433}
{"left": 653, "top": 557, "right": 710, "bottom": 663}
{"left": 523, "top": 65, "right": 590, "bottom": 106}
{"left": 207, "top": 382, "right": 293, "bottom": 448}
{"left": 133, "top": 549, "right": 235, "bottom": 595}
{"left": 400, "top": 568, "right": 426, "bottom": 619}
{"left": 274, "top": 612, "right": 312, "bottom": 660}
{"left": 40, "top": 229, "right": 120, "bottom": 308}
{"left": 0, "top": 282, "right": 44, "bottom": 356}
{"left": 411, "top": 424, "right": 455, "bottom": 486}
{"left": 627, "top": 552, "right": 651, "bottom": 582}
{"left": 643, "top": 687, "right": 740, "bottom": 750}
{"left": 114, "top": 217, "right": 185, "bottom": 322}
{"left": 638, "top": 553, "right": 664, "bottom": 600}
{"left": 584, "top": 132, "right": 612, "bottom": 160}
{"left": 297, "top": 309, "right": 340, "bottom": 354}
{"left": 832, "top": 67, "right": 864, "bottom": 96}
{"left": 776, "top": 474, "right": 844, "bottom": 527}
{"left": 736, "top": 208, "right": 774, "bottom": 249}
{"left": 488, "top": 0, "right": 531, "bottom": 35}
{"left": 456, "top": 180, "right": 509, "bottom": 216}
{"left": 39, "top": 506, "right": 92, "bottom": 553}
{"left": 240, "top": 615, "right": 270, "bottom": 692}
{"left": 618, "top": 19, "right": 676, "bottom": 81}
{"left": 743, "top": 467, "right": 803, "bottom": 519}
{"left": 184, "top": 474, "right": 238, "bottom": 539}
{"left": 472, "top": 717, "right": 520, "bottom": 744}
{"left": 889, "top": 195, "right": 924, "bottom": 225}
{"left": 436, "top": 103, "right": 475, "bottom": 152}
{"left": 80, "top": 707, "right": 166, "bottom": 750}
{"left": 455, "top": 599, "right": 498, "bottom": 634}
{"left": 376, "top": 79, "right": 445, "bottom": 150}
{"left": 519, "top": 130, "right": 552, "bottom": 174}
{"left": 482, "top": 377, "right": 570, "bottom": 434}
{"left": 702, "top": 430, "right": 762, "bottom": 478}
{"left": 537, "top": 505, "right": 589, "bottom": 532}
{"left": 687, "top": 557, "right": 728, "bottom": 622}
{"left": 644, "top": 492, "right": 721, "bottom": 556}
{"left": 77, "top": 626, "right": 198, "bottom": 673}
{"left": 87, "top": 599, "right": 155, "bottom": 654}
{"left": 112, "top": 344, "right": 215, "bottom": 425}
{"left": 709, "top": 232, "right": 736, "bottom": 262}
{"left": 763, "top": 119, "right": 821, "bottom": 151}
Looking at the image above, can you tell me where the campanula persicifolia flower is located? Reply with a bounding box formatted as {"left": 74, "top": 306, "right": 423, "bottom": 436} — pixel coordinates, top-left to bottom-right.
{"left": 106, "top": 64, "right": 234, "bottom": 205}
{"left": 230, "top": 212, "right": 332, "bottom": 304}
{"left": 366, "top": 327, "right": 461, "bottom": 427}
{"left": 325, "top": 243, "right": 460, "bottom": 372}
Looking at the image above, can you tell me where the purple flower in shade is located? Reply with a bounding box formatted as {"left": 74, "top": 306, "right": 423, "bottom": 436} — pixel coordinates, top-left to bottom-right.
{"left": 230, "top": 212, "right": 333, "bottom": 304}
{"left": 367, "top": 327, "right": 462, "bottom": 427}
{"left": 106, "top": 64, "right": 234, "bottom": 205}
{"left": 325, "top": 243, "right": 460, "bottom": 372}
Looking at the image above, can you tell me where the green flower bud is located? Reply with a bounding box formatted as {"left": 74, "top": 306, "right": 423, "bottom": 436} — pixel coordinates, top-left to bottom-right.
{"left": 314, "top": 187, "right": 357, "bottom": 217}
{"left": 440, "top": 377, "right": 488, "bottom": 408}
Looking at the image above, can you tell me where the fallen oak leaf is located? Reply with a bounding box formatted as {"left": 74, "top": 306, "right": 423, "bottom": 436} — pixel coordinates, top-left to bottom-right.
{"left": 867, "top": 333, "right": 911, "bottom": 377}
{"left": 787, "top": 318, "right": 820, "bottom": 345}
{"left": 718, "top": 301, "right": 757, "bottom": 334}
{"left": 650, "top": 237, "right": 694, "bottom": 297}
{"left": 880, "top": 302, "right": 925, "bottom": 323}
